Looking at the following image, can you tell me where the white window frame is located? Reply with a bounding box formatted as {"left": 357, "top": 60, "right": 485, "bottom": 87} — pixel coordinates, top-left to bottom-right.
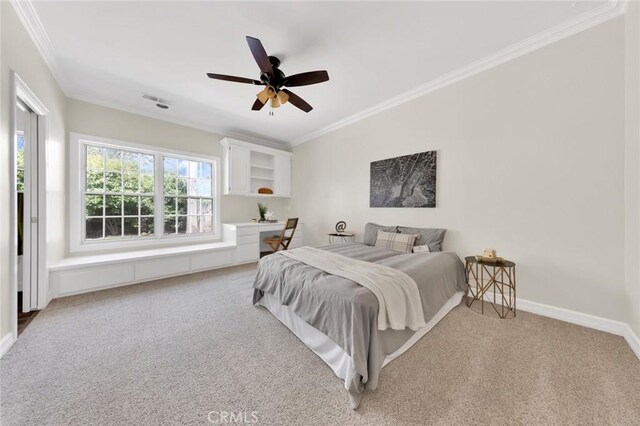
{"left": 69, "top": 133, "right": 221, "bottom": 253}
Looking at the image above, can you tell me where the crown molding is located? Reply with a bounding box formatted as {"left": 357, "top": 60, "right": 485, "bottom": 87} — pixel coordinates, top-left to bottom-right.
{"left": 67, "top": 94, "right": 290, "bottom": 151}
{"left": 292, "top": 0, "right": 627, "bottom": 146}
{"left": 10, "top": 0, "right": 71, "bottom": 94}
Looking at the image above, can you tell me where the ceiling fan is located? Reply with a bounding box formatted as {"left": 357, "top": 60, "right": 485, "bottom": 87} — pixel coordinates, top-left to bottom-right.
{"left": 207, "top": 36, "right": 329, "bottom": 113}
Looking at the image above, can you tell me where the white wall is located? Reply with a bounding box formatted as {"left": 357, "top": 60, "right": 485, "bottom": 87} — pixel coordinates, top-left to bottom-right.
{"left": 65, "top": 98, "right": 291, "bottom": 255}
{"left": 625, "top": 3, "right": 640, "bottom": 336}
{"left": 1, "top": 3, "right": 67, "bottom": 336}
{"left": 291, "top": 18, "right": 628, "bottom": 323}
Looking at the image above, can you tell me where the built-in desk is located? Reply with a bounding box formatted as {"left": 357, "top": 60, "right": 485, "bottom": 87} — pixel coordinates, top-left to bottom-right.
{"left": 224, "top": 221, "right": 304, "bottom": 264}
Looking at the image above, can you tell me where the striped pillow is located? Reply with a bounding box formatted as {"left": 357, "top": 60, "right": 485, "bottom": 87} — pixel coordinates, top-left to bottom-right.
{"left": 374, "top": 230, "right": 419, "bottom": 253}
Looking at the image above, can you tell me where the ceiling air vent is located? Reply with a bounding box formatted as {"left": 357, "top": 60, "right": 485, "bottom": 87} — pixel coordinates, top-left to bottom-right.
{"left": 142, "top": 94, "right": 171, "bottom": 110}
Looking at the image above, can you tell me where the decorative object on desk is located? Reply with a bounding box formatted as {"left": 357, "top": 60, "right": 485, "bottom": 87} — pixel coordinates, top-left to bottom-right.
{"left": 263, "top": 211, "right": 277, "bottom": 223}
{"left": 475, "top": 247, "right": 504, "bottom": 263}
{"left": 258, "top": 202, "right": 268, "bottom": 222}
{"left": 370, "top": 150, "right": 437, "bottom": 208}
{"left": 335, "top": 221, "right": 347, "bottom": 233}
{"left": 258, "top": 187, "right": 273, "bottom": 194}
{"left": 251, "top": 218, "right": 257, "bottom": 223}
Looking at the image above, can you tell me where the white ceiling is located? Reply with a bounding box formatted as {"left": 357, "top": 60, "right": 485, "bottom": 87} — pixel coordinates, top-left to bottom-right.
{"left": 29, "top": 1, "right": 611, "bottom": 147}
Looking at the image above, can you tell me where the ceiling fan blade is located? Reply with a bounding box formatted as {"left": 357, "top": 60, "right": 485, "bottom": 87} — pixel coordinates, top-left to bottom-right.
{"left": 252, "top": 98, "right": 266, "bottom": 111}
{"left": 207, "top": 73, "right": 261, "bottom": 85}
{"left": 246, "top": 36, "right": 273, "bottom": 76}
{"left": 282, "top": 89, "right": 312, "bottom": 113}
{"left": 285, "top": 70, "right": 329, "bottom": 87}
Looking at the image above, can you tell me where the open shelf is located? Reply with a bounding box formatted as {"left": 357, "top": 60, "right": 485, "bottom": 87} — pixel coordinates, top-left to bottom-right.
{"left": 251, "top": 164, "right": 275, "bottom": 171}
{"left": 251, "top": 176, "right": 275, "bottom": 181}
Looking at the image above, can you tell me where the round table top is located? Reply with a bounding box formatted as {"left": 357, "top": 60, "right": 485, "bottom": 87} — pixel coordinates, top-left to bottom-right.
{"left": 328, "top": 232, "right": 355, "bottom": 237}
{"left": 465, "top": 256, "right": 515, "bottom": 268}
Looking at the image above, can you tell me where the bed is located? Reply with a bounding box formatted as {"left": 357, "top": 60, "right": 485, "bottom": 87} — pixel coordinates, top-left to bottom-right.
{"left": 252, "top": 242, "right": 467, "bottom": 409}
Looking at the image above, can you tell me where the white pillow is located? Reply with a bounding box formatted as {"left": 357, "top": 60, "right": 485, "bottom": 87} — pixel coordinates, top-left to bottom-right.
{"left": 412, "top": 245, "right": 431, "bottom": 253}
{"left": 374, "top": 230, "right": 419, "bottom": 253}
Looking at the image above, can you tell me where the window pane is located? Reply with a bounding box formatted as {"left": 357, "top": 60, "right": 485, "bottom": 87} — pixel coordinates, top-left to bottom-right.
{"left": 82, "top": 143, "right": 156, "bottom": 243}
{"left": 178, "top": 160, "right": 189, "bottom": 177}
{"left": 86, "top": 218, "right": 103, "bottom": 239}
{"left": 164, "top": 157, "right": 178, "bottom": 175}
{"left": 123, "top": 173, "right": 139, "bottom": 193}
{"left": 188, "top": 179, "right": 198, "bottom": 196}
{"left": 141, "top": 155, "right": 154, "bottom": 174}
{"left": 86, "top": 195, "right": 104, "bottom": 217}
{"left": 164, "top": 216, "right": 176, "bottom": 234}
{"left": 105, "top": 218, "right": 122, "bottom": 238}
{"left": 86, "top": 146, "right": 103, "bottom": 171}
{"left": 86, "top": 171, "right": 104, "bottom": 192}
{"left": 17, "top": 169, "right": 25, "bottom": 192}
{"left": 140, "top": 174, "right": 154, "bottom": 193}
{"left": 164, "top": 176, "right": 176, "bottom": 195}
{"left": 141, "top": 217, "right": 154, "bottom": 236}
{"left": 187, "top": 216, "right": 201, "bottom": 233}
{"left": 198, "top": 162, "right": 212, "bottom": 179}
{"left": 124, "top": 217, "right": 139, "bottom": 237}
{"left": 197, "top": 179, "right": 212, "bottom": 197}
{"left": 164, "top": 197, "right": 176, "bottom": 215}
{"left": 177, "top": 216, "right": 187, "bottom": 234}
{"left": 203, "top": 214, "right": 213, "bottom": 233}
{"left": 188, "top": 198, "right": 199, "bottom": 215}
{"left": 105, "top": 149, "right": 122, "bottom": 172}
{"left": 177, "top": 178, "right": 187, "bottom": 195}
{"left": 141, "top": 196, "right": 154, "bottom": 215}
{"left": 201, "top": 199, "right": 213, "bottom": 215}
{"left": 123, "top": 196, "right": 138, "bottom": 216}
{"left": 105, "top": 195, "right": 122, "bottom": 216}
{"left": 177, "top": 198, "right": 187, "bottom": 215}
{"left": 123, "top": 152, "right": 139, "bottom": 174}
{"left": 105, "top": 172, "right": 122, "bottom": 192}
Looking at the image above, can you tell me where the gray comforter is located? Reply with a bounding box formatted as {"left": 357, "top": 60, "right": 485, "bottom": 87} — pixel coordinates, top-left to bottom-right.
{"left": 252, "top": 243, "right": 467, "bottom": 408}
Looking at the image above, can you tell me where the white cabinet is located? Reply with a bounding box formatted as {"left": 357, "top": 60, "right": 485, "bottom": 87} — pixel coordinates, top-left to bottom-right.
{"left": 275, "top": 153, "right": 292, "bottom": 197}
{"left": 226, "top": 144, "right": 250, "bottom": 195}
{"left": 221, "top": 138, "right": 292, "bottom": 197}
{"left": 225, "top": 222, "right": 303, "bottom": 264}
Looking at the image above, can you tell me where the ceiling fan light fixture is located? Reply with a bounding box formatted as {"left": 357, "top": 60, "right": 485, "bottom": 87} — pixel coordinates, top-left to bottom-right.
{"left": 257, "top": 86, "right": 276, "bottom": 104}
{"left": 270, "top": 96, "right": 281, "bottom": 108}
{"left": 276, "top": 90, "right": 289, "bottom": 105}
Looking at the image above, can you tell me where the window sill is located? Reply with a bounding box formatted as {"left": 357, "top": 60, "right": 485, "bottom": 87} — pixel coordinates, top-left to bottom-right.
{"left": 50, "top": 241, "right": 236, "bottom": 272}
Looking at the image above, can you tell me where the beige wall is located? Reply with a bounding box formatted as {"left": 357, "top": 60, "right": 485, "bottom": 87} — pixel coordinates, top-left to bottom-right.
{"left": 1, "top": 3, "right": 67, "bottom": 337}
{"left": 292, "top": 18, "right": 628, "bottom": 323}
{"left": 625, "top": 3, "right": 640, "bottom": 335}
{"left": 66, "top": 98, "right": 291, "bottom": 256}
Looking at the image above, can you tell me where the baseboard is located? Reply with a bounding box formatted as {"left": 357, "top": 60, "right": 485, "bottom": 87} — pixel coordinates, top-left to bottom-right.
{"left": 623, "top": 325, "right": 640, "bottom": 361}
{"left": 472, "top": 291, "right": 639, "bottom": 361}
{"left": 0, "top": 332, "right": 15, "bottom": 358}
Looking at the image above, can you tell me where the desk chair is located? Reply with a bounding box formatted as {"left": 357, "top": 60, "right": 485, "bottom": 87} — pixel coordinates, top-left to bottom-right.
{"left": 264, "top": 218, "right": 298, "bottom": 253}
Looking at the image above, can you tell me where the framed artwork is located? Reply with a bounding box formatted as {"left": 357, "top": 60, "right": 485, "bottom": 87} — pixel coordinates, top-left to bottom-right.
{"left": 370, "top": 150, "right": 437, "bottom": 208}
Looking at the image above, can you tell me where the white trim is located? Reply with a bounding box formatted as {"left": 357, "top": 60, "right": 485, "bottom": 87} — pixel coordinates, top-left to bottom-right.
{"left": 10, "top": 72, "right": 51, "bottom": 340}
{"left": 12, "top": 0, "right": 628, "bottom": 148}
{"left": 68, "top": 132, "right": 222, "bottom": 253}
{"left": 623, "top": 325, "right": 640, "bottom": 361}
{"left": 0, "top": 333, "right": 15, "bottom": 359}
{"left": 474, "top": 291, "right": 640, "bottom": 361}
{"left": 292, "top": 0, "right": 627, "bottom": 145}
{"left": 9, "top": 0, "right": 70, "bottom": 94}
{"left": 67, "top": 95, "right": 290, "bottom": 151}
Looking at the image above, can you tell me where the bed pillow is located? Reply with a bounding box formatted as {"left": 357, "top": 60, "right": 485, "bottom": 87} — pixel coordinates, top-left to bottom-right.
{"left": 374, "top": 230, "right": 419, "bottom": 253}
{"left": 399, "top": 227, "right": 447, "bottom": 252}
{"left": 363, "top": 223, "right": 397, "bottom": 246}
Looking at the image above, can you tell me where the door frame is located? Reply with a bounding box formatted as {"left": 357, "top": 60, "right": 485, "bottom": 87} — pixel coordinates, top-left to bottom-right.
{"left": 10, "top": 71, "right": 49, "bottom": 339}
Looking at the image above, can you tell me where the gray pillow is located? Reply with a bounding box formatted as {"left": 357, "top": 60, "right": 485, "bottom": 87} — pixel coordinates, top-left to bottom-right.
{"left": 363, "top": 223, "right": 397, "bottom": 246}
{"left": 398, "top": 227, "right": 446, "bottom": 252}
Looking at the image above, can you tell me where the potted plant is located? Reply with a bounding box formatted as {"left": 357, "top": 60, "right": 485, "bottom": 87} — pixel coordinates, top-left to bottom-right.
{"left": 258, "top": 202, "right": 268, "bottom": 223}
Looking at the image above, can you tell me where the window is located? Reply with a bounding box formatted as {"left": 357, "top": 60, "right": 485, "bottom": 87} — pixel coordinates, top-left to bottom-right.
{"left": 16, "top": 131, "right": 25, "bottom": 192}
{"left": 70, "top": 133, "right": 220, "bottom": 252}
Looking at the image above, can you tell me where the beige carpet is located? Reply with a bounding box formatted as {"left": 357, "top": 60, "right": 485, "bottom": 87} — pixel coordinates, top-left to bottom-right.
{"left": 1, "top": 264, "right": 639, "bottom": 425}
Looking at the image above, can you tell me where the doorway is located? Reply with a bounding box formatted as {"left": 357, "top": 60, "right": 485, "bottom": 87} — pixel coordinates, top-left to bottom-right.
{"left": 15, "top": 100, "right": 40, "bottom": 334}
{"left": 11, "top": 73, "right": 49, "bottom": 339}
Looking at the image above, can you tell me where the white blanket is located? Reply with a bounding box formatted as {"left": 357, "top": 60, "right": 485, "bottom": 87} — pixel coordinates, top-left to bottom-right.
{"left": 279, "top": 246, "right": 426, "bottom": 331}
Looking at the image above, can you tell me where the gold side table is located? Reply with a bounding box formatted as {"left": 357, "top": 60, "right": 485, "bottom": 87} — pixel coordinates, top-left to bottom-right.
{"left": 465, "top": 256, "right": 516, "bottom": 319}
